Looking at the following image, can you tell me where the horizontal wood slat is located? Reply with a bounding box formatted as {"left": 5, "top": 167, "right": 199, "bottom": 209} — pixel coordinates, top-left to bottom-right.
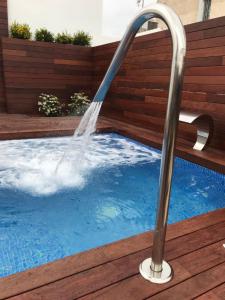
{"left": 1, "top": 38, "right": 94, "bottom": 114}
{"left": 93, "top": 17, "right": 225, "bottom": 151}
{"left": 0, "top": 14, "right": 225, "bottom": 151}
{"left": 0, "top": 0, "right": 8, "bottom": 112}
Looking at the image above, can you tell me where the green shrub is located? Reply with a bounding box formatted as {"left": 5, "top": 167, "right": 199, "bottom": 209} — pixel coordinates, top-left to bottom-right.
{"left": 55, "top": 32, "right": 73, "bottom": 44}
{"left": 73, "top": 31, "right": 92, "bottom": 46}
{"left": 35, "top": 28, "right": 54, "bottom": 42}
{"left": 10, "top": 22, "right": 32, "bottom": 40}
{"left": 67, "top": 92, "right": 91, "bottom": 115}
{"left": 38, "top": 93, "right": 63, "bottom": 117}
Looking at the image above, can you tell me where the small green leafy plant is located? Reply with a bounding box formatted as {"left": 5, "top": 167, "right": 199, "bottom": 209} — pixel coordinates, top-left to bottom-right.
{"left": 67, "top": 92, "right": 91, "bottom": 115}
{"left": 35, "top": 28, "right": 54, "bottom": 42}
{"left": 73, "top": 31, "right": 92, "bottom": 46}
{"left": 10, "top": 22, "right": 32, "bottom": 40}
{"left": 55, "top": 32, "right": 73, "bottom": 44}
{"left": 38, "top": 93, "right": 63, "bottom": 117}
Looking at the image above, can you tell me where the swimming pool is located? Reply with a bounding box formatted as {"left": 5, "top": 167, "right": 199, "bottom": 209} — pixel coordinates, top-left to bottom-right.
{"left": 0, "top": 133, "right": 224, "bottom": 278}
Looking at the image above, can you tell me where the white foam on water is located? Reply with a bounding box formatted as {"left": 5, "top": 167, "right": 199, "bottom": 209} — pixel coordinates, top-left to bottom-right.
{"left": 0, "top": 134, "right": 161, "bottom": 195}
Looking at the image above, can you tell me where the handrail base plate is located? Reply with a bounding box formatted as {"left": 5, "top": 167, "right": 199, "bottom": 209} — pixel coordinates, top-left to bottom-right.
{"left": 139, "top": 258, "right": 173, "bottom": 284}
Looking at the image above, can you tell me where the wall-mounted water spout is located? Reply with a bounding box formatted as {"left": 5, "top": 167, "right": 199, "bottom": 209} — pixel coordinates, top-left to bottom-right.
{"left": 93, "top": 3, "right": 186, "bottom": 284}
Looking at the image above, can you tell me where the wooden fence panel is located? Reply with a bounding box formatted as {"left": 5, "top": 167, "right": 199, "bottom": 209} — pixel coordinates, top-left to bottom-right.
{"left": 0, "top": 0, "right": 8, "bottom": 112}
{"left": 0, "top": 8, "right": 224, "bottom": 151}
{"left": 93, "top": 16, "right": 225, "bottom": 151}
{"left": 1, "top": 38, "right": 94, "bottom": 114}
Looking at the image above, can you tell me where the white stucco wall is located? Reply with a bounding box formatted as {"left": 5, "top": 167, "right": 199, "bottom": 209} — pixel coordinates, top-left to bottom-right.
{"left": 8, "top": 0, "right": 225, "bottom": 46}
{"left": 102, "top": 0, "right": 157, "bottom": 38}
{"left": 7, "top": 0, "right": 107, "bottom": 45}
{"left": 7, "top": 0, "right": 157, "bottom": 45}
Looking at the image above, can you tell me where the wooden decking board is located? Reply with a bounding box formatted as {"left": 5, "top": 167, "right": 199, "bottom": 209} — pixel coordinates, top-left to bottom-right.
{"left": 148, "top": 262, "right": 225, "bottom": 300}
{"left": 0, "top": 209, "right": 224, "bottom": 299}
{"left": 7, "top": 223, "right": 225, "bottom": 300}
{"left": 1, "top": 210, "right": 224, "bottom": 300}
{"left": 196, "top": 282, "right": 225, "bottom": 299}
{"left": 79, "top": 241, "right": 225, "bottom": 300}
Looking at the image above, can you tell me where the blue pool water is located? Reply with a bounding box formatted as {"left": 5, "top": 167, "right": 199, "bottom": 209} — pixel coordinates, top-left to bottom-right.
{"left": 0, "top": 133, "right": 224, "bottom": 277}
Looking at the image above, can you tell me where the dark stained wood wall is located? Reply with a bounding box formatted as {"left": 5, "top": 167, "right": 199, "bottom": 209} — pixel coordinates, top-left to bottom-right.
{"left": 93, "top": 16, "right": 225, "bottom": 152}
{"left": 0, "top": 8, "right": 224, "bottom": 151}
{"left": 2, "top": 38, "right": 94, "bottom": 114}
{"left": 0, "top": 0, "right": 8, "bottom": 112}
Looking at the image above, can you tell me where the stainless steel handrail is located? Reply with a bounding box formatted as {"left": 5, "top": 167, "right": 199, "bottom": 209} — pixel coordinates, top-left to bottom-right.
{"left": 92, "top": 3, "right": 186, "bottom": 284}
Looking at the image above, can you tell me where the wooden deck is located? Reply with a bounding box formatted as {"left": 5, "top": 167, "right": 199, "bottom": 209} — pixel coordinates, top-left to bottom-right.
{"left": 0, "top": 208, "right": 224, "bottom": 299}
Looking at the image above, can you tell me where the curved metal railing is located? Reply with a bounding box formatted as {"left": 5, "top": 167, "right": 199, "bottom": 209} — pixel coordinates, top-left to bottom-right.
{"left": 92, "top": 3, "right": 186, "bottom": 283}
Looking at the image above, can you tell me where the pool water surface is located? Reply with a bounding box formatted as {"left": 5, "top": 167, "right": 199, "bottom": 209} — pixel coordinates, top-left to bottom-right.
{"left": 0, "top": 133, "right": 224, "bottom": 277}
